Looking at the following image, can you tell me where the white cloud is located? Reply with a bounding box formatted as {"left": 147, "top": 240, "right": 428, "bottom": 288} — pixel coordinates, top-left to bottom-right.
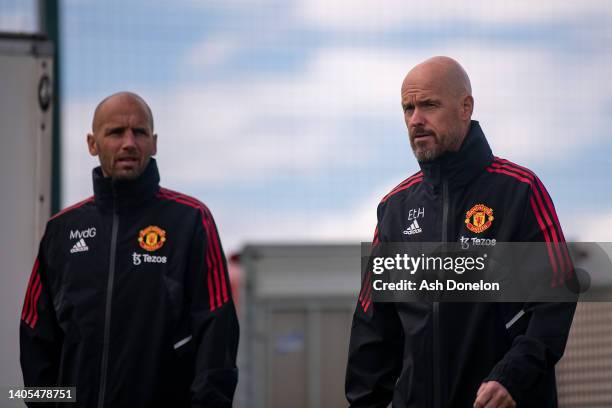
{"left": 163, "top": 43, "right": 612, "bottom": 186}
{"left": 295, "top": 0, "right": 612, "bottom": 31}
{"left": 454, "top": 45, "right": 612, "bottom": 164}
{"left": 183, "top": 35, "right": 241, "bottom": 71}
{"left": 61, "top": 21, "right": 612, "bottom": 253}
{"left": 218, "top": 180, "right": 394, "bottom": 252}
{"left": 63, "top": 40, "right": 612, "bottom": 205}
{"left": 61, "top": 47, "right": 414, "bottom": 198}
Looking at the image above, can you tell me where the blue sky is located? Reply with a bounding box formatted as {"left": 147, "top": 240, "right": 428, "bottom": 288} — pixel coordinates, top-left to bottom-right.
{"left": 53, "top": 0, "right": 612, "bottom": 251}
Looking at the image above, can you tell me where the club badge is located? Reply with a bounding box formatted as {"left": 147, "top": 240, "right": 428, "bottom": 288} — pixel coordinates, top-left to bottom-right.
{"left": 138, "top": 225, "right": 166, "bottom": 251}
{"left": 465, "top": 204, "right": 494, "bottom": 234}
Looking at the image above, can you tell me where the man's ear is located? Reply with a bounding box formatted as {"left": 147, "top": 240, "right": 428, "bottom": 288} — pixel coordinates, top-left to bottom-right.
{"left": 87, "top": 133, "right": 98, "bottom": 156}
{"left": 152, "top": 133, "right": 158, "bottom": 156}
{"left": 461, "top": 95, "right": 474, "bottom": 120}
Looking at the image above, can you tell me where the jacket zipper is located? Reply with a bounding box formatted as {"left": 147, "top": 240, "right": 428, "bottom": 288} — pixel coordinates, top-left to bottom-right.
{"left": 97, "top": 194, "right": 119, "bottom": 408}
{"left": 433, "top": 179, "right": 449, "bottom": 408}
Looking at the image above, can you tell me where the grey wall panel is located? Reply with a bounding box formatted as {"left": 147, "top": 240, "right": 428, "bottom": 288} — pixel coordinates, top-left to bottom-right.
{"left": 0, "top": 37, "right": 53, "bottom": 404}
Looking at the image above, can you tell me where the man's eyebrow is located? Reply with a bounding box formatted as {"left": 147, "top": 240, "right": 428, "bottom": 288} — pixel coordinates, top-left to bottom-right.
{"left": 105, "top": 126, "right": 125, "bottom": 134}
{"left": 418, "top": 98, "right": 439, "bottom": 105}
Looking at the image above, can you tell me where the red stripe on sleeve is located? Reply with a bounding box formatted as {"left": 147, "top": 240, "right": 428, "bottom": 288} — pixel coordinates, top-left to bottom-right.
{"left": 359, "top": 270, "right": 372, "bottom": 303}
{"left": 529, "top": 180, "right": 568, "bottom": 280}
{"left": 156, "top": 188, "right": 230, "bottom": 309}
{"left": 50, "top": 197, "right": 94, "bottom": 220}
{"left": 381, "top": 172, "right": 424, "bottom": 203}
{"left": 381, "top": 177, "right": 424, "bottom": 203}
{"left": 200, "top": 214, "right": 223, "bottom": 308}
{"left": 361, "top": 276, "right": 374, "bottom": 312}
{"left": 359, "top": 225, "right": 380, "bottom": 307}
{"left": 493, "top": 159, "right": 567, "bottom": 245}
{"left": 530, "top": 197, "right": 560, "bottom": 285}
{"left": 213, "top": 242, "right": 222, "bottom": 307}
{"left": 491, "top": 162, "right": 567, "bottom": 239}
{"left": 29, "top": 283, "right": 43, "bottom": 328}
{"left": 491, "top": 159, "right": 572, "bottom": 279}
{"left": 359, "top": 176, "right": 424, "bottom": 312}
{"left": 21, "top": 258, "right": 40, "bottom": 321}
{"left": 360, "top": 257, "right": 378, "bottom": 312}
{"left": 363, "top": 297, "right": 372, "bottom": 313}
{"left": 535, "top": 177, "right": 574, "bottom": 279}
{"left": 486, "top": 166, "right": 564, "bottom": 283}
{"left": 202, "top": 208, "right": 229, "bottom": 303}
{"left": 25, "top": 273, "right": 41, "bottom": 327}
{"left": 207, "top": 254, "right": 217, "bottom": 312}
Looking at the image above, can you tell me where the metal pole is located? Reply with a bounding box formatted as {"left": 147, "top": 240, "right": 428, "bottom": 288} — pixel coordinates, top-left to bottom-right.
{"left": 39, "top": 0, "right": 61, "bottom": 214}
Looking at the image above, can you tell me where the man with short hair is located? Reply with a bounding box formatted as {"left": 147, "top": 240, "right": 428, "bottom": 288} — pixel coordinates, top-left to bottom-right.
{"left": 20, "top": 92, "right": 239, "bottom": 407}
{"left": 345, "top": 57, "right": 575, "bottom": 407}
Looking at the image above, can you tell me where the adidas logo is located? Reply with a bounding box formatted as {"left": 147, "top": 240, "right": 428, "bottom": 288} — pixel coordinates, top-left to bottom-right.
{"left": 70, "top": 238, "right": 89, "bottom": 254}
{"left": 403, "top": 220, "right": 422, "bottom": 235}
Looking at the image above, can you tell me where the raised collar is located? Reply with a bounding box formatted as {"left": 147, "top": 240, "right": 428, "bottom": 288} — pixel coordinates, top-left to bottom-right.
{"left": 92, "top": 158, "right": 160, "bottom": 213}
{"left": 418, "top": 120, "right": 493, "bottom": 188}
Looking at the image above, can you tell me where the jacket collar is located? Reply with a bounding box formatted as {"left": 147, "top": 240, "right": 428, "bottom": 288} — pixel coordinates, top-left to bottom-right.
{"left": 92, "top": 158, "right": 160, "bottom": 213}
{"left": 418, "top": 120, "right": 493, "bottom": 188}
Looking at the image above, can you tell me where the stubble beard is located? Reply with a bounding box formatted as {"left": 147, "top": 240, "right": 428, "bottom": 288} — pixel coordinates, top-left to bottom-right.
{"left": 411, "top": 131, "right": 462, "bottom": 163}
{"left": 112, "top": 162, "right": 146, "bottom": 181}
{"left": 105, "top": 157, "right": 148, "bottom": 181}
{"left": 413, "top": 143, "right": 443, "bottom": 162}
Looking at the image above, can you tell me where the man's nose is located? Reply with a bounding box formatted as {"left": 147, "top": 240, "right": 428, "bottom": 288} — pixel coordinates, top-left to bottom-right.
{"left": 121, "top": 129, "right": 137, "bottom": 149}
{"left": 408, "top": 107, "right": 425, "bottom": 128}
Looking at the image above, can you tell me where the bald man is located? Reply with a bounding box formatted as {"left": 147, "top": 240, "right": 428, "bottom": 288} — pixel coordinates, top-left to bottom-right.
{"left": 20, "top": 92, "right": 239, "bottom": 407}
{"left": 346, "top": 58, "right": 575, "bottom": 407}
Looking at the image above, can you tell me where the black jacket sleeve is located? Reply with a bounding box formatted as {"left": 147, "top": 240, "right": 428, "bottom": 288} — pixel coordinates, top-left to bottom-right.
{"left": 485, "top": 177, "right": 576, "bottom": 403}
{"left": 345, "top": 205, "right": 404, "bottom": 407}
{"left": 188, "top": 208, "right": 239, "bottom": 408}
{"left": 20, "top": 230, "right": 64, "bottom": 391}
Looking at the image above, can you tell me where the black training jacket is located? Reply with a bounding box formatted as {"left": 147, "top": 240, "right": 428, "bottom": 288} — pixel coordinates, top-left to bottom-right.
{"left": 20, "top": 159, "right": 239, "bottom": 407}
{"left": 346, "top": 121, "right": 576, "bottom": 408}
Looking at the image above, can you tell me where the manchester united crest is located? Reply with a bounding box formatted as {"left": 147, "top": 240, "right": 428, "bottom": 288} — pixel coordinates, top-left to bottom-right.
{"left": 138, "top": 225, "right": 166, "bottom": 251}
{"left": 465, "top": 204, "right": 494, "bottom": 234}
